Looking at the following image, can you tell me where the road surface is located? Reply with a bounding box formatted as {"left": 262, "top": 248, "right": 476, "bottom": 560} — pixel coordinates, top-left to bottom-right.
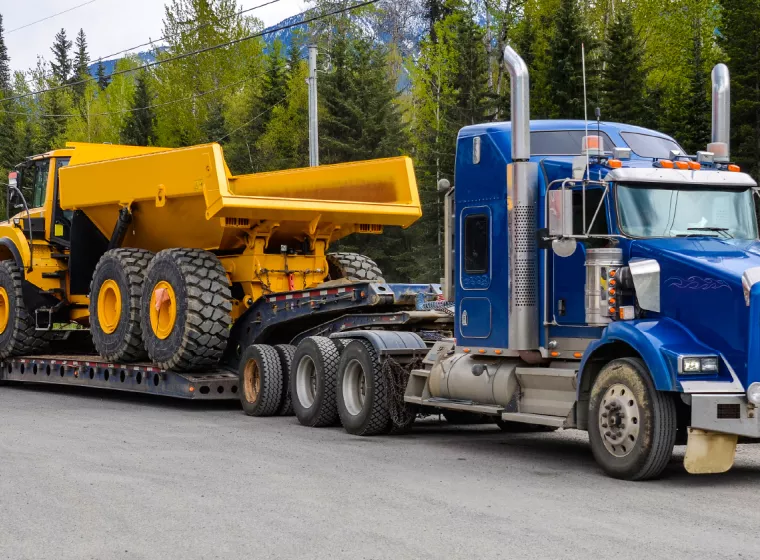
{"left": 1, "top": 383, "right": 759, "bottom": 560}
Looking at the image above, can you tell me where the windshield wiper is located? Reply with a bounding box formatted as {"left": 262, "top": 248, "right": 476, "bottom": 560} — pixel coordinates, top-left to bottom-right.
{"left": 686, "top": 227, "right": 734, "bottom": 239}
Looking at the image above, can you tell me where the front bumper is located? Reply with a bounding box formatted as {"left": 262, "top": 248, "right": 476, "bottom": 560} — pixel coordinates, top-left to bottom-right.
{"left": 691, "top": 394, "right": 760, "bottom": 438}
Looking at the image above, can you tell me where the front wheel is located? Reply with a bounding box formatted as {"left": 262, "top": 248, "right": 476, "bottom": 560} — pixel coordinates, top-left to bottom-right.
{"left": 588, "top": 357, "right": 677, "bottom": 481}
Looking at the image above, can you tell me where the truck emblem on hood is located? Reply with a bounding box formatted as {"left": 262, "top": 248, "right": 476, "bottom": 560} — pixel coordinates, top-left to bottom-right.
{"left": 665, "top": 276, "right": 732, "bottom": 291}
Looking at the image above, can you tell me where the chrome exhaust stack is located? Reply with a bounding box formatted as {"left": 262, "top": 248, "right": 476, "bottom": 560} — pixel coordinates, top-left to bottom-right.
{"left": 709, "top": 63, "right": 730, "bottom": 163}
{"left": 503, "top": 46, "right": 538, "bottom": 350}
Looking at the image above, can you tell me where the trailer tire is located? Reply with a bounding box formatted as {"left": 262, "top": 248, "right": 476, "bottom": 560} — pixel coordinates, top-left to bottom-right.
{"left": 239, "top": 344, "right": 283, "bottom": 416}
{"left": 326, "top": 252, "right": 385, "bottom": 282}
{"left": 141, "top": 249, "right": 231, "bottom": 372}
{"left": 588, "top": 357, "right": 677, "bottom": 481}
{"left": 90, "top": 249, "right": 154, "bottom": 362}
{"left": 274, "top": 344, "right": 296, "bottom": 416}
{"left": 291, "top": 336, "right": 340, "bottom": 427}
{"left": 337, "top": 339, "right": 391, "bottom": 436}
{"left": 0, "top": 260, "right": 49, "bottom": 358}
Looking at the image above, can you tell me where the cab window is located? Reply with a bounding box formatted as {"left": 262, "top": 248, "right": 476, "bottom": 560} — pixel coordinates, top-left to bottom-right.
{"left": 464, "top": 214, "right": 489, "bottom": 274}
{"left": 31, "top": 160, "right": 50, "bottom": 208}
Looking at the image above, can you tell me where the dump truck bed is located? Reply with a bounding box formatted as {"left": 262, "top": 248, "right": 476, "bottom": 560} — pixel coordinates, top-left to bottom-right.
{"left": 58, "top": 142, "right": 421, "bottom": 252}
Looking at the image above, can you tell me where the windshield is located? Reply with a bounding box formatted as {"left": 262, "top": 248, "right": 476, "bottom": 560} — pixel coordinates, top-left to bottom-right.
{"left": 620, "top": 132, "right": 683, "bottom": 159}
{"left": 617, "top": 182, "right": 758, "bottom": 239}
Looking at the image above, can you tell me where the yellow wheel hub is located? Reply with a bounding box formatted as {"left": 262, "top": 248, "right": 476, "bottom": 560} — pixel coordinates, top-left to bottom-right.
{"left": 150, "top": 281, "right": 177, "bottom": 340}
{"left": 0, "top": 287, "right": 9, "bottom": 334}
{"left": 97, "top": 279, "right": 121, "bottom": 335}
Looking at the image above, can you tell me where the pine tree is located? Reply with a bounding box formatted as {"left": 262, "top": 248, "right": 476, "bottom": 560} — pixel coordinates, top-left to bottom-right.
{"left": 682, "top": 20, "right": 711, "bottom": 154}
{"left": 0, "top": 14, "right": 10, "bottom": 92}
{"left": 96, "top": 59, "right": 110, "bottom": 90}
{"left": 122, "top": 72, "right": 156, "bottom": 146}
{"left": 202, "top": 98, "right": 227, "bottom": 143}
{"left": 50, "top": 28, "right": 73, "bottom": 84}
{"left": 41, "top": 92, "right": 67, "bottom": 150}
{"left": 548, "top": 0, "right": 595, "bottom": 119}
{"left": 600, "top": 7, "right": 647, "bottom": 126}
{"left": 72, "top": 29, "right": 90, "bottom": 98}
{"left": 718, "top": 0, "right": 760, "bottom": 176}
{"left": 450, "top": 5, "right": 491, "bottom": 126}
{"left": 0, "top": 13, "right": 16, "bottom": 173}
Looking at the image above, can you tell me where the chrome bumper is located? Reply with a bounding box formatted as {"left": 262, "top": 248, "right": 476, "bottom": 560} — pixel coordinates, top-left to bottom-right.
{"left": 691, "top": 394, "right": 760, "bottom": 438}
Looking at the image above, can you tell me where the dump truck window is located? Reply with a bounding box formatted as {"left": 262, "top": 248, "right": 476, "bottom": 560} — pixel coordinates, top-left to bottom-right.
{"left": 32, "top": 160, "right": 50, "bottom": 208}
{"left": 464, "top": 214, "right": 489, "bottom": 274}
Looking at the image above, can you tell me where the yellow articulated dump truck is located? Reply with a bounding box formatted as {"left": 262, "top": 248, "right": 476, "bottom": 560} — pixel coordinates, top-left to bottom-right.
{"left": 0, "top": 141, "right": 450, "bottom": 420}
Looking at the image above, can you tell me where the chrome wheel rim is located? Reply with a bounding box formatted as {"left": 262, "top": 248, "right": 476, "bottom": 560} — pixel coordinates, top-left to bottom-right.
{"left": 599, "top": 383, "right": 641, "bottom": 458}
{"left": 342, "top": 359, "right": 366, "bottom": 416}
{"left": 296, "top": 355, "right": 317, "bottom": 408}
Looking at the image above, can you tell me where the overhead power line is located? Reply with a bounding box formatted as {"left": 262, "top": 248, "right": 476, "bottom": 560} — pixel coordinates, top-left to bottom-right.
{"left": 16, "top": 0, "right": 284, "bottom": 89}
{"left": 7, "top": 0, "right": 99, "bottom": 34}
{"left": 90, "top": 0, "right": 283, "bottom": 66}
{"left": 1, "top": 0, "right": 379, "bottom": 105}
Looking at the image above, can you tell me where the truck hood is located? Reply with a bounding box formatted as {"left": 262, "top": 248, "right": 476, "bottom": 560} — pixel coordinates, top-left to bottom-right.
{"left": 631, "top": 238, "right": 759, "bottom": 387}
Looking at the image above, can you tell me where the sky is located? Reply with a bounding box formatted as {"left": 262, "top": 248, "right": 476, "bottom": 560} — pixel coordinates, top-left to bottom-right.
{"left": 2, "top": 0, "right": 308, "bottom": 73}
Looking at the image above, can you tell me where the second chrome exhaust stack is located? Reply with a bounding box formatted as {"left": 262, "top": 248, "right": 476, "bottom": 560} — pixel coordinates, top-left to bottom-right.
{"left": 709, "top": 63, "right": 730, "bottom": 162}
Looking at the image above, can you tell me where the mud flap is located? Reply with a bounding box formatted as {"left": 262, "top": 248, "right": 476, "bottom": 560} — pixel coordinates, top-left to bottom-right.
{"left": 684, "top": 428, "right": 738, "bottom": 474}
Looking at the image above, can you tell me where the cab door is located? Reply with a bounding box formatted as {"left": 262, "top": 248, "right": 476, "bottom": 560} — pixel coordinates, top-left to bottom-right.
{"left": 551, "top": 187, "right": 611, "bottom": 325}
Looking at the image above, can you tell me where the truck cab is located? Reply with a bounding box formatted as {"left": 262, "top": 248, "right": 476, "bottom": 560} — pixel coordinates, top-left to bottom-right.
{"left": 408, "top": 48, "right": 760, "bottom": 479}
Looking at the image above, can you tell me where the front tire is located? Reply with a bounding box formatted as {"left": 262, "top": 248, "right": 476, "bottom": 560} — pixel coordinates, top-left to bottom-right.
{"left": 0, "top": 260, "right": 48, "bottom": 358}
{"left": 588, "top": 358, "right": 677, "bottom": 480}
{"left": 336, "top": 339, "right": 391, "bottom": 436}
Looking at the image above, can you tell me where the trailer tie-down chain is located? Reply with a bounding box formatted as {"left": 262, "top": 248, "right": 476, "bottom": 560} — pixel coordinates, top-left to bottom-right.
{"left": 382, "top": 356, "right": 422, "bottom": 428}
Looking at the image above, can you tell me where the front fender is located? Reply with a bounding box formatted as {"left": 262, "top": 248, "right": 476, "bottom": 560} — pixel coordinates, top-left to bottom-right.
{"left": 578, "top": 318, "right": 721, "bottom": 395}
{"left": 0, "top": 223, "right": 30, "bottom": 268}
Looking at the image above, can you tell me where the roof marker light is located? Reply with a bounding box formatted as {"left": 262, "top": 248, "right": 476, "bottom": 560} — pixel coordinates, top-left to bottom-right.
{"left": 688, "top": 161, "right": 701, "bottom": 170}
{"left": 675, "top": 161, "right": 689, "bottom": 170}
{"left": 607, "top": 159, "right": 622, "bottom": 169}
{"left": 728, "top": 164, "right": 741, "bottom": 172}
{"left": 657, "top": 160, "right": 674, "bottom": 169}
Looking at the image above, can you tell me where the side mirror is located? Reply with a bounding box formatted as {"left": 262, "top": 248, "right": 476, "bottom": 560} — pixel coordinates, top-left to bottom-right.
{"left": 547, "top": 188, "right": 577, "bottom": 257}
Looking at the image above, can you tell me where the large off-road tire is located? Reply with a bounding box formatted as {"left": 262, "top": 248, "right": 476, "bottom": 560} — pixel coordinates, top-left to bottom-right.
{"left": 238, "top": 344, "right": 283, "bottom": 417}
{"left": 141, "top": 248, "right": 231, "bottom": 372}
{"left": 0, "top": 260, "right": 48, "bottom": 358}
{"left": 588, "top": 357, "right": 677, "bottom": 481}
{"left": 336, "top": 339, "right": 391, "bottom": 436}
{"left": 274, "top": 344, "right": 296, "bottom": 416}
{"left": 89, "top": 248, "right": 153, "bottom": 362}
{"left": 291, "top": 336, "right": 341, "bottom": 427}
{"left": 326, "top": 252, "right": 385, "bottom": 282}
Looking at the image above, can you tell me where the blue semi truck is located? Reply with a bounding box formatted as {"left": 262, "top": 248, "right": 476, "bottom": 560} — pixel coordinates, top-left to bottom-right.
{"left": 395, "top": 47, "right": 760, "bottom": 480}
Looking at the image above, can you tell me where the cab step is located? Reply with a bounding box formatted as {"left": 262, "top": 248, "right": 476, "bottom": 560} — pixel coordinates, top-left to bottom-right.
{"left": 50, "top": 253, "right": 69, "bottom": 260}
{"left": 42, "top": 271, "right": 66, "bottom": 279}
{"left": 500, "top": 412, "right": 566, "bottom": 428}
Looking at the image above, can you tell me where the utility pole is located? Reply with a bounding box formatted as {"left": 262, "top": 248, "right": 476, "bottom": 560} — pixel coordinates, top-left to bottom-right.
{"left": 308, "top": 44, "right": 319, "bottom": 166}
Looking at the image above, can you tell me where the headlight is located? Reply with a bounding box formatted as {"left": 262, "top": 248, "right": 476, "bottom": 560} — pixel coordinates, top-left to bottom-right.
{"left": 679, "top": 355, "right": 720, "bottom": 374}
{"left": 748, "top": 383, "right": 760, "bottom": 406}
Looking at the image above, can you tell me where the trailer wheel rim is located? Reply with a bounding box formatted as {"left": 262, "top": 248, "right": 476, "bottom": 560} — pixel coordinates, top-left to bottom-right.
{"left": 0, "top": 287, "right": 8, "bottom": 333}
{"left": 243, "top": 358, "right": 260, "bottom": 403}
{"left": 342, "top": 358, "right": 367, "bottom": 416}
{"left": 97, "top": 279, "right": 122, "bottom": 335}
{"left": 149, "top": 281, "right": 177, "bottom": 340}
{"left": 295, "top": 355, "right": 317, "bottom": 408}
{"left": 598, "top": 383, "right": 641, "bottom": 458}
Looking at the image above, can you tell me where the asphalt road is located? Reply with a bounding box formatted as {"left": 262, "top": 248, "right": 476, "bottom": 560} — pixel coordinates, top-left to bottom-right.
{"left": 1, "top": 384, "right": 759, "bottom": 560}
